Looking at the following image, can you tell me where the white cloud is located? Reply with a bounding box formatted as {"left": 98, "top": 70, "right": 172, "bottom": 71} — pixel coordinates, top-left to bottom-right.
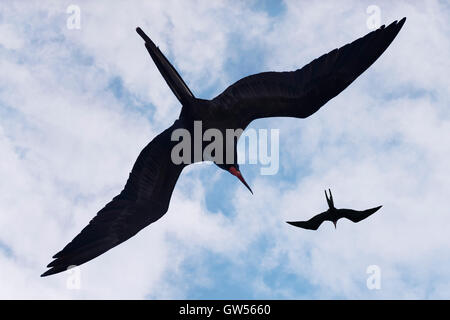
{"left": 0, "top": 24, "right": 24, "bottom": 50}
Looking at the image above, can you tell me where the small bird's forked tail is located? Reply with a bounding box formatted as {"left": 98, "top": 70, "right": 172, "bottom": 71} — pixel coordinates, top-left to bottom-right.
{"left": 136, "top": 27, "right": 195, "bottom": 105}
{"left": 325, "top": 189, "right": 335, "bottom": 209}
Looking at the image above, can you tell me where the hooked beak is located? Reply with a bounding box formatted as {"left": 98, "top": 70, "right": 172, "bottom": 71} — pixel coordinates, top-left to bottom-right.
{"left": 229, "top": 167, "right": 253, "bottom": 194}
{"left": 332, "top": 221, "right": 337, "bottom": 229}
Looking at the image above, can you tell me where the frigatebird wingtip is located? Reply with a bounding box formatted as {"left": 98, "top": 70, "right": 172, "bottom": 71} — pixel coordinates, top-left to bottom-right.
{"left": 286, "top": 221, "right": 300, "bottom": 227}
{"left": 286, "top": 220, "right": 306, "bottom": 227}
{"left": 40, "top": 271, "right": 50, "bottom": 277}
{"left": 41, "top": 268, "right": 58, "bottom": 277}
{"left": 363, "top": 205, "right": 383, "bottom": 216}
{"left": 396, "top": 17, "right": 407, "bottom": 30}
{"left": 41, "top": 266, "right": 68, "bottom": 277}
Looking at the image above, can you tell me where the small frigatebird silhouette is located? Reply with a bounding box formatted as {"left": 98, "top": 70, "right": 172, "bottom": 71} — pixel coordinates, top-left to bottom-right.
{"left": 287, "top": 189, "right": 382, "bottom": 230}
{"left": 42, "top": 18, "right": 405, "bottom": 276}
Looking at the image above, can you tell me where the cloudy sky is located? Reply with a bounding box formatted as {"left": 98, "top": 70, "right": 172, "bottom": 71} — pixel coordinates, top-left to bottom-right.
{"left": 0, "top": 0, "right": 449, "bottom": 299}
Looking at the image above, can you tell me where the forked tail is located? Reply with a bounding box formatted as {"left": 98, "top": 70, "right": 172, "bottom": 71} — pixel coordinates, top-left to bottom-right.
{"left": 136, "top": 27, "right": 195, "bottom": 105}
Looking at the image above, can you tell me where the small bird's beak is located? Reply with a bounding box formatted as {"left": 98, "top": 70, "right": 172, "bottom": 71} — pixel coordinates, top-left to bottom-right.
{"left": 333, "top": 221, "right": 337, "bottom": 229}
{"left": 229, "top": 167, "right": 253, "bottom": 194}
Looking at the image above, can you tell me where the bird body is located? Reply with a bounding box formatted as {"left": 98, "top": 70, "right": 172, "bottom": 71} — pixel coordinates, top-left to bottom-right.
{"left": 42, "top": 18, "right": 405, "bottom": 276}
{"left": 287, "top": 189, "right": 382, "bottom": 230}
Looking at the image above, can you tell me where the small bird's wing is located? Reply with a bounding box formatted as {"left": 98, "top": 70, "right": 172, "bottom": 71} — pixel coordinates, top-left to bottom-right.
{"left": 211, "top": 18, "right": 406, "bottom": 128}
{"left": 339, "top": 206, "right": 382, "bottom": 223}
{"left": 286, "top": 212, "right": 329, "bottom": 230}
{"left": 42, "top": 124, "right": 186, "bottom": 277}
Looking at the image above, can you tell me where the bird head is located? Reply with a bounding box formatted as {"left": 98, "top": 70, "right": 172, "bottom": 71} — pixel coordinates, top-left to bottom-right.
{"left": 218, "top": 163, "right": 253, "bottom": 194}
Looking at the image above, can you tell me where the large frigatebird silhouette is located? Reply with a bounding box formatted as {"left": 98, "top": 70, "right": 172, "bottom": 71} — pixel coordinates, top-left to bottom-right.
{"left": 287, "top": 189, "right": 382, "bottom": 230}
{"left": 42, "top": 18, "right": 406, "bottom": 276}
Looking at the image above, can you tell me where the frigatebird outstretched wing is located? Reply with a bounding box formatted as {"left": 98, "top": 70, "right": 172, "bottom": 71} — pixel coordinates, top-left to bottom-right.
{"left": 340, "top": 206, "right": 383, "bottom": 223}
{"left": 41, "top": 124, "right": 185, "bottom": 276}
{"left": 212, "top": 18, "right": 406, "bottom": 127}
{"left": 286, "top": 212, "right": 328, "bottom": 231}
